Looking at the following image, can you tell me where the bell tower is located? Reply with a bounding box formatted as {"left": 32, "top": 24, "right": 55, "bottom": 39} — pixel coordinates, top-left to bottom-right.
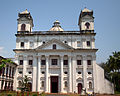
{"left": 17, "top": 9, "right": 34, "bottom": 32}
{"left": 78, "top": 8, "right": 94, "bottom": 32}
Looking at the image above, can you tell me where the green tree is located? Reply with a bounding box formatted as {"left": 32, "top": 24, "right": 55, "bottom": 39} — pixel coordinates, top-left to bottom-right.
{"left": 0, "top": 59, "right": 14, "bottom": 70}
{"left": 18, "top": 75, "right": 30, "bottom": 92}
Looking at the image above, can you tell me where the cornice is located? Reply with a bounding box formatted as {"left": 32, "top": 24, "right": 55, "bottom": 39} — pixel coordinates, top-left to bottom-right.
{"left": 15, "top": 31, "right": 96, "bottom": 37}
{"left": 13, "top": 48, "right": 98, "bottom": 52}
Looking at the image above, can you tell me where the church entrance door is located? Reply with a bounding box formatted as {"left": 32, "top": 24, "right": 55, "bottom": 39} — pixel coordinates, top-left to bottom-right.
{"left": 78, "top": 83, "right": 82, "bottom": 94}
{"left": 50, "top": 76, "right": 58, "bottom": 93}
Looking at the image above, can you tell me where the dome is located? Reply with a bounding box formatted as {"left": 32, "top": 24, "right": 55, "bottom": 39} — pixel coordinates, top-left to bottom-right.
{"left": 82, "top": 8, "right": 92, "bottom": 12}
{"left": 20, "top": 9, "right": 29, "bottom": 14}
{"left": 49, "top": 20, "right": 64, "bottom": 31}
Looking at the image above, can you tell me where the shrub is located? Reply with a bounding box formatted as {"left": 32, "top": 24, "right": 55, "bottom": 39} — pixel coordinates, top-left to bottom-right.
{"left": 32, "top": 94, "right": 38, "bottom": 96}
{"left": 40, "top": 92, "right": 46, "bottom": 96}
{"left": 8, "top": 94, "right": 12, "bottom": 96}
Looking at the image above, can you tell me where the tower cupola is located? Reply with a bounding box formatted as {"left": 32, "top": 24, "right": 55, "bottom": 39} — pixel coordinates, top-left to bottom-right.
{"left": 78, "top": 8, "right": 94, "bottom": 32}
{"left": 17, "top": 9, "right": 34, "bottom": 33}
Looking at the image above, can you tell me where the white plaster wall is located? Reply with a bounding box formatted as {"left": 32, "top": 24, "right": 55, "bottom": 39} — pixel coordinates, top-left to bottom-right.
{"left": 96, "top": 64, "right": 105, "bottom": 93}
{"left": 104, "top": 79, "right": 114, "bottom": 94}
{"left": 16, "top": 34, "right": 95, "bottom": 49}
{"left": 80, "top": 16, "right": 94, "bottom": 31}
{"left": 43, "top": 43, "right": 66, "bottom": 50}
{"left": 18, "top": 23, "right": 31, "bottom": 31}
{"left": 17, "top": 17, "right": 33, "bottom": 32}
{"left": 96, "top": 64, "right": 114, "bottom": 94}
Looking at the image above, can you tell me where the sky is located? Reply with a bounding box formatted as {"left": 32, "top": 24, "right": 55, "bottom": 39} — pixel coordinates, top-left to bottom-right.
{"left": 0, "top": 0, "right": 120, "bottom": 64}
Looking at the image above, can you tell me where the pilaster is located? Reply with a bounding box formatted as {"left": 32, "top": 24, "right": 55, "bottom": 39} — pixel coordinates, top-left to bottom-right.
{"left": 23, "top": 56, "right": 27, "bottom": 77}
{"left": 32, "top": 56, "right": 37, "bottom": 91}
{"left": 60, "top": 55, "right": 63, "bottom": 93}
{"left": 45, "top": 56, "right": 49, "bottom": 92}
{"left": 72, "top": 56, "right": 77, "bottom": 93}
{"left": 83, "top": 55, "right": 87, "bottom": 90}
{"left": 92, "top": 55, "right": 97, "bottom": 93}
{"left": 68, "top": 56, "right": 72, "bottom": 93}
{"left": 37, "top": 56, "right": 41, "bottom": 92}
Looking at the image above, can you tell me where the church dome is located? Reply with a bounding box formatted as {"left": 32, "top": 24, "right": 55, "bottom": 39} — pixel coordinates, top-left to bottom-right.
{"left": 49, "top": 20, "right": 64, "bottom": 31}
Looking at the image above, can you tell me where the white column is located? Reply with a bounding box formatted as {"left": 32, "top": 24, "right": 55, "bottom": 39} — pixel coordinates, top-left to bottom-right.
{"left": 68, "top": 56, "right": 72, "bottom": 93}
{"left": 23, "top": 56, "right": 27, "bottom": 77}
{"left": 37, "top": 56, "right": 41, "bottom": 92}
{"left": 45, "top": 56, "right": 49, "bottom": 92}
{"left": 83, "top": 55, "right": 87, "bottom": 91}
{"left": 32, "top": 56, "right": 37, "bottom": 91}
{"left": 14, "top": 55, "right": 19, "bottom": 91}
{"left": 60, "top": 56, "right": 63, "bottom": 93}
{"left": 13, "top": 67, "right": 17, "bottom": 90}
{"left": 72, "top": 56, "right": 77, "bottom": 93}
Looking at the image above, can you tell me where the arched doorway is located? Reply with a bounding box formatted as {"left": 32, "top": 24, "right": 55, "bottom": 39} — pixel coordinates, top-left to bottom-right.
{"left": 78, "top": 83, "right": 82, "bottom": 94}
{"left": 28, "top": 82, "right": 32, "bottom": 91}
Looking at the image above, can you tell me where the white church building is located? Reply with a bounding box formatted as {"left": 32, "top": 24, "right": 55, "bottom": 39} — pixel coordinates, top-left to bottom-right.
{"left": 13, "top": 8, "right": 114, "bottom": 94}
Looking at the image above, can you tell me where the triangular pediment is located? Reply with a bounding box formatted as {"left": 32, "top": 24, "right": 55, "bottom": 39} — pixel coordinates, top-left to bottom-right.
{"left": 35, "top": 39, "right": 74, "bottom": 50}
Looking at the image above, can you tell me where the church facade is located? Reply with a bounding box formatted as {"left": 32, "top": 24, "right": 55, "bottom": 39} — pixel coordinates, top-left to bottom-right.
{"left": 14, "top": 8, "right": 114, "bottom": 94}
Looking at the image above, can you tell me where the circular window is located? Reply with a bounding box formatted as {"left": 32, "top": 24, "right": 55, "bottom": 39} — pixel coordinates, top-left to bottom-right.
{"left": 42, "top": 71, "right": 45, "bottom": 74}
{"left": 19, "top": 71, "right": 22, "bottom": 74}
{"left": 78, "top": 71, "right": 81, "bottom": 74}
{"left": 28, "top": 71, "right": 32, "bottom": 74}
{"left": 64, "top": 71, "right": 68, "bottom": 74}
{"left": 88, "top": 72, "right": 92, "bottom": 74}
{"left": 64, "top": 41, "right": 67, "bottom": 44}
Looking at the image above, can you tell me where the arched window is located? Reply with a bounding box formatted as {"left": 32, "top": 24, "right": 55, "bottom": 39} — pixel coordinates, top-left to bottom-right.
{"left": 21, "top": 24, "right": 26, "bottom": 31}
{"left": 18, "top": 81, "right": 22, "bottom": 87}
{"left": 85, "top": 22, "right": 90, "bottom": 29}
{"left": 89, "top": 82, "right": 92, "bottom": 89}
{"left": 41, "top": 81, "right": 44, "bottom": 87}
{"left": 64, "top": 81, "right": 67, "bottom": 87}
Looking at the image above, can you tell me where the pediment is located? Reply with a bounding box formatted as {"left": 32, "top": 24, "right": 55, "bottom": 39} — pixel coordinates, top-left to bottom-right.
{"left": 35, "top": 39, "right": 74, "bottom": 50}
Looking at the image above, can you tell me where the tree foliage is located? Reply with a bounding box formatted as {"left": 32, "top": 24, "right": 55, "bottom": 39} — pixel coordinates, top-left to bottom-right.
{"left": 18, "top": 75, "right": 30, "bottom": 92}
{"left": 100, "top": 51, "right": 120, "bottom": 92}
{"left": 0, "top": 58, "right": 14, "bottom": 70}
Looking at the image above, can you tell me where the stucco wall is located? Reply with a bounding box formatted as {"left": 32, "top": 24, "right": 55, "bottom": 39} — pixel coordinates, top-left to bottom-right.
{"left": 104, "top": 79, "right": 114, "bottom": 94}
{"left": 96, "top": 64, "right": 114, "bottom": 94}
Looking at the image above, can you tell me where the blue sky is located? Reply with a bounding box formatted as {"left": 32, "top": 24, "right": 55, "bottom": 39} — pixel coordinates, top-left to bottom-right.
{"left": 0, "top": 0, "right": 120, "bottom": 63}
